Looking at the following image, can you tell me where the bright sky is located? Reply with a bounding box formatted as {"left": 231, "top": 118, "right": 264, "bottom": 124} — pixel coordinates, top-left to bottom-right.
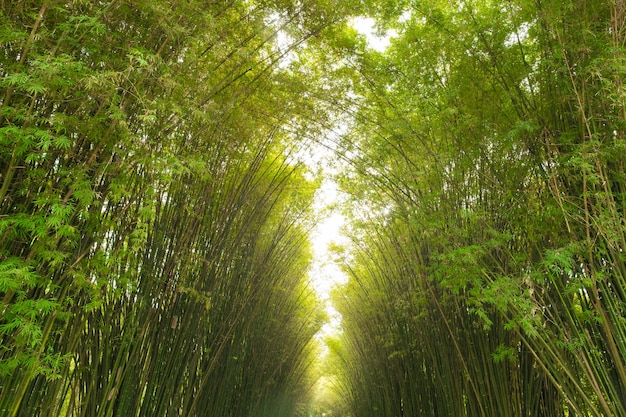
{"left": 309, "top": 178, "right": 348, "bottom": 339}
{"left": 307, "top": 17, "right": 396, "bottom": 331}
{"left": 273, "top": 13, "right": 399, "bottom": 346}
{"left": 350, "top": 16, "right": 398, "bottom": 52}
{"left": 304, "top": 16, "right": 400, "bottom": 344}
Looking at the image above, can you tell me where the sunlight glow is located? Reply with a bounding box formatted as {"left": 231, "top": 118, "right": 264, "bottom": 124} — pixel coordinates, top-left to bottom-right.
{"left": 309, "top": 178, "right": 348, "bottom": 340}
{"left": 350, "top": 16, "right": 398, "bottom": 52}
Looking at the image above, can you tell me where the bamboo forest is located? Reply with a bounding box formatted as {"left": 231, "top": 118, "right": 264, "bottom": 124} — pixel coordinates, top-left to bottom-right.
{"left": 1, "top": 0, "right": 626, "bottom": 416}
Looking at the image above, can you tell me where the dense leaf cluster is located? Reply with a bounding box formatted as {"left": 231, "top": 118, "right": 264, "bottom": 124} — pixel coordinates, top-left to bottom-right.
{"left": 0, "top": 1, "right": 333, "bottom": 416}
{"left": 3, "top": 1, "right": 626, "bottom": 416}
{"left": 330, "top": 0, "right": 626, "bottom": 416}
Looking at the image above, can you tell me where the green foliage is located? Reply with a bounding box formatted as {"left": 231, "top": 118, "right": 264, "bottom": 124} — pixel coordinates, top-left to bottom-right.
{"left": 2, "top": 0, "right": 626, "bottom": 416}
{"left": 0, "top": 1, "right": 338, "bottom": 416}
{"left": 326, "top": 0, "right": 626, "bottom": 416}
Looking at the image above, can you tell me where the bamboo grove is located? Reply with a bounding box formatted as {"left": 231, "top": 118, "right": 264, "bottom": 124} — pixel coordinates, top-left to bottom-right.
{"left": 2, "top": 0, "right": 626, "bottom": 417}
{"left": 0, "top": 1, "right": 345, "bottom": 416}
{"left": 327, "top": 0, "right": 626, "bottom": 416}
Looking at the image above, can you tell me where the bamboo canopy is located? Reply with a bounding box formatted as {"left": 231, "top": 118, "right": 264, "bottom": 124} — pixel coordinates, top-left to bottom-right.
{"left": 2, "top": 1, "right": 626, "bottom": 417}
